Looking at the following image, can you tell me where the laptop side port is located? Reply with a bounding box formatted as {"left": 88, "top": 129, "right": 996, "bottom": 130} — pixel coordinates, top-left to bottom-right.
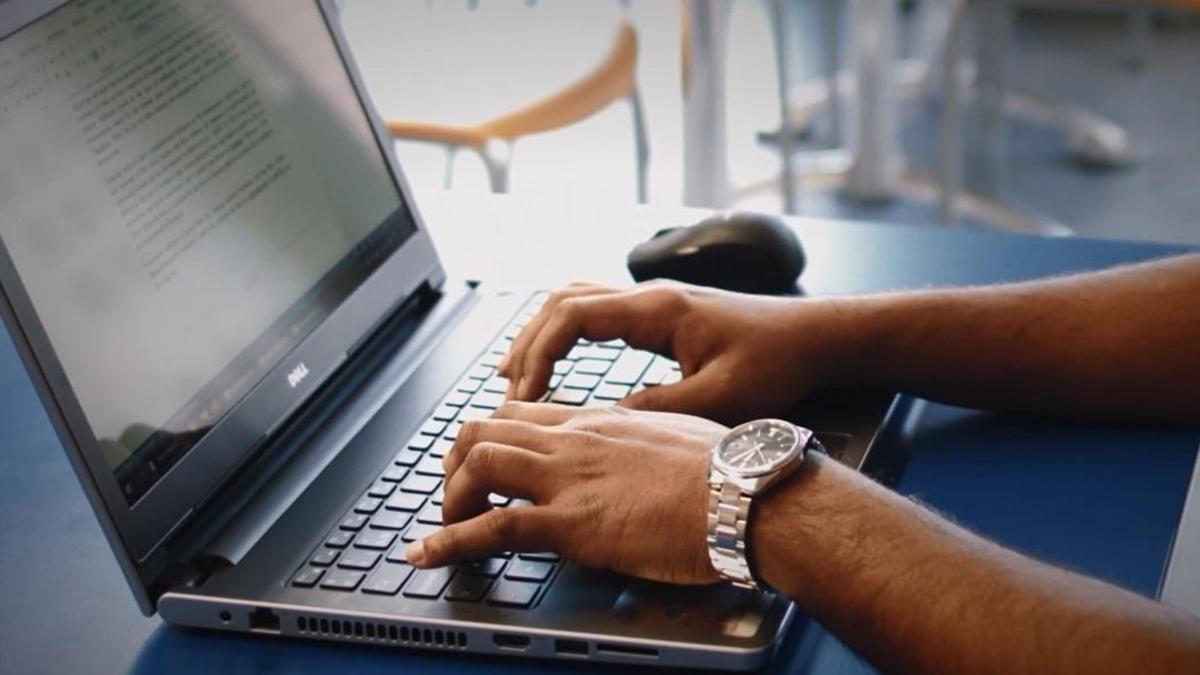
{"left": 248, "top": 607, "right": 281, "bottom": 634}
{"left": 492, "top": 633, "right": 530, "bottom": 651}
{"left": 555, "top": 639, "right": 589, "bottom": 657}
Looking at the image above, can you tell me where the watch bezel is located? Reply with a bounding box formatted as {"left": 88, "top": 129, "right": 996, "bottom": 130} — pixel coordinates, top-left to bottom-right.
{"left": 712, "top": 419, "right": 809, "bottom": 479}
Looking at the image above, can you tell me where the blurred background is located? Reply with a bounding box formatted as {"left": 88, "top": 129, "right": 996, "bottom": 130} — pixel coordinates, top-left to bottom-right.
{"left": 339, "top": 1, "right": 1199, "bottom": 244}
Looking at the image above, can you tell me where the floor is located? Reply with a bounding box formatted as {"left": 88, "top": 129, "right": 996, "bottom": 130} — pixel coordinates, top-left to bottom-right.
{"left": 340, "top": 1, "right": 1200, "bottom": 246}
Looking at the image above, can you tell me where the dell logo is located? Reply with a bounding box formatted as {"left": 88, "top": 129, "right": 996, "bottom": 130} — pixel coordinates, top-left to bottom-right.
{"left": 286, "top": 362, "right": 310, "bottom": 388}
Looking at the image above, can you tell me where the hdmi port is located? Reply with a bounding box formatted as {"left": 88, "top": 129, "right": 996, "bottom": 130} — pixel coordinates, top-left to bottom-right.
{"left": 492, "top": 633, "right": 531, "bottom": 651}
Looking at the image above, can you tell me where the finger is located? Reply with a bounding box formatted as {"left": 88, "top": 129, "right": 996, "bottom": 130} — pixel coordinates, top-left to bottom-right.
{"left": 500, "top": 284, "right": 614, "bottom": 395}
{"left": 488, "top": 400, "right": 582, "bottom": 426}
{"left": 443, "top": 418, "right": 559, "bottom": 484}
{"left": 619, "top": 368, "right": 728, "bottom": 419}
{"left": 442, "top": 441, "right": 550, "bottom": 524}
{"left": 406, "top": 505, "right": 559, "bottom": 568}
{"left": 515, "top": 289, "right": 680, "bottom": 400}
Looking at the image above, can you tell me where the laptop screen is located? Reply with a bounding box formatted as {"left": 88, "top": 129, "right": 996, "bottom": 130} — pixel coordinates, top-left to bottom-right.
{"left": 0, "top": 0, "right": 415, "bottom": 504}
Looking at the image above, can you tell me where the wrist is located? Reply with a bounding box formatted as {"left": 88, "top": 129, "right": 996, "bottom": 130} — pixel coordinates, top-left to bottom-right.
{"left": 747, "top": 451, "right": 833, "bottom": 600}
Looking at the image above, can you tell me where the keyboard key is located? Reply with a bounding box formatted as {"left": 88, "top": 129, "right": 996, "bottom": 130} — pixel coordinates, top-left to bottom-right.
{"left": 394, "top": 449, "right": 423, "bottom": 467}
{"left": 340, "top": 514, "right": 369, "bottom": 531}
{"left": 488, "top": 493, "right": 512, "bottom": 507}
{"left": 479, "top": 352, "right": 503, "bottom": 368}
{"left": 506, "top": 559, "right": 554, "bottom": 583}
{"left": 596, "top": 339, "right": 626, "bottom": 350}
{"left": 385, "top": 492, "right": 426, "bottom": 511}
{"left": 576, "top": 344, "right": 618, "bottom": 361}
{"left": 481, "top": 376, "right": 509, "bottom": 394}
{"left": 415, "top": 456, "right": 445, "bottom": 477}
{"left": 419, "top": 419, "right": 448, "bottom": 437}
{"left": 326, "top": 530, "right": 354, "bottom": 548}
{"left": 385, "top": 544, "right": 409, "bottom": 564}
{"left": 407, "top": 433, "right": 436, "bottom": 451}
{"left": 572, "top": 359, "right": 611, "bottom": 376}
{"left": 445, "top": 574, "right": 492, "bottom": 602}
{"left": 320, "top": 569, "right": 365, "bottom": 591}
{"left": 431, "top": 405, "right": 459, "bottom": 422}
{"left": 380, "top": 465, "right": 409, "bottom": 482}
{"left": 548, "top": 374, "right": 563, "bottom": 390}
{"left": 292, "top": 567, "right": 324, "bottom": 588}
{"left": 428, "top": 439, "right": 454, "bottom": 459}
{"left": 470, "top": 391, "right": 505, "bottom": 410}
{"left": 641, "top": 358, "right": 673, "bottom": 386}
{"left": 442, "top": 424, "right": 461, "bottom": 441}
{"left": 458, "top": 558, "right": 507, "bottom": 577}
{"left": 403, "top": 568, "right": 454, "bottom": 599}
{"left": 432, "top": 484, "right": 445, "bottom": 506}
{"left": 467, "top": 365, "right": 494, "bottom": 381}
{"left": 370, "top": 510, "right": 412, "bottom": 530}
{"left": 401, "top": 474, "right": 441, "bottom": 494}
{"left": 311, "top": 548, "right": 339, "bottom": 567}
{"left": 549, "top": 388, "right": 588, "bottom": 406}
{"left": 456, "top": 377, "right": 482, "bottom": 394}
{"left": 593, "top": 383, "right": 631, "bottom": 401}
{"left": 416, "top": 503, "right": 443, "bottom": 525}
{"left": 488, "top": 580, "right": 540, "bottom": 608}
{"left": 518, "top": 551, "right": 561, "bottom": 562}
{"left": 662, "top": 369, "right": 682, "bottom": 385}
{"left": 443, "top": 390, "right": 471, "bottom": 407}
{"left": 362, "top": 563, "right": 413, "bottom": 596}
{"left": 561, "top": 372, "right": 601, "bottom": 390}
{"left": 458, "top": 406, "right": 492, "bottom": 423}
{"left": 403, "top": 523, "right": 441, "bottom": 543}
{"left": 353, "top": 497, "right": 382, "bottom": 514}
{"left": 367, "top": 481, "right": 395, "bottom": 499}
{"left": 337, "top": 550, "right": 381, "bottom": 570}
{"left": 605, "top": 350, "right": 652, "bottom": 385}
{"left": 354, "top": 530, "right": 397, "bottom": 550}
{"left": 552, "top": 360, "right": 573, "bottom": 376}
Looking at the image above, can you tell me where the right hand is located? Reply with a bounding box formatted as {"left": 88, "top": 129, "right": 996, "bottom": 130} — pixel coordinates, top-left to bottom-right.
{"left": 499, "top": 281, "right": 861, "bottom": 424}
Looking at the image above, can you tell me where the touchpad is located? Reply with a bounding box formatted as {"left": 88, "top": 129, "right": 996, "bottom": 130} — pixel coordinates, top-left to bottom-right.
{"left": 612, "top": 580, "right": 776, "bottom": 639}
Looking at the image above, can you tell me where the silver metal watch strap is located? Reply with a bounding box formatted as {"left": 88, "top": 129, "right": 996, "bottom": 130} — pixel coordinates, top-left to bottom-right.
{"left": 706, "top": 474, "right": 757, "bottom": 590}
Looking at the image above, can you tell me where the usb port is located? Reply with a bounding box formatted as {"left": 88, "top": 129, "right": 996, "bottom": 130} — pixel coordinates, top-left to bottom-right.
{"left": 596, "top": 642, "right": 658, "bottom": 659}
{"left": 555, "top": 639, "right": 589, "bottom": 657}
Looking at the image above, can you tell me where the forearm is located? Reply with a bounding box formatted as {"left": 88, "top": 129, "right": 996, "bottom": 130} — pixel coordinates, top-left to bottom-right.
{"left": 753, "top": 455, "right": 1200, "bottom": 674}
{"left": 825, "top": 254, "right": 1200, "bottom": 424}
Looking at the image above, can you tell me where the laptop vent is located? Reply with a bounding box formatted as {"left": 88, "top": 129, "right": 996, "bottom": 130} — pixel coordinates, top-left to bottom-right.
{"left": 294, "top": 615, "right": 467, "bottom": 648}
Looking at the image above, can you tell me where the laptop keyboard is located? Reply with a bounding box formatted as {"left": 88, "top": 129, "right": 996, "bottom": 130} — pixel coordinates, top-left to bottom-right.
{"left": 290, "top": 292, "right": 681, "bottom": 608}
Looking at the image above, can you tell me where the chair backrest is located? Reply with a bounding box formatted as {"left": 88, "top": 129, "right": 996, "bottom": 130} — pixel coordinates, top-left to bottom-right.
{"left": 385, "top": 20, "right": 639, "bottom": 147}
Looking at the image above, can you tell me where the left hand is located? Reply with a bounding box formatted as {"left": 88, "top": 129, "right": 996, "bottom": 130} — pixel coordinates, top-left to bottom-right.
{"left": 403, "top": 402, "right": 727, "bottom": 586}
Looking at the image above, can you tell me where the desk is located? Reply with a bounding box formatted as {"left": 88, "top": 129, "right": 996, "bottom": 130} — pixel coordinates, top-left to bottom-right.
{"left": 1, "top": 193, "right": 1196, "bottom": 675}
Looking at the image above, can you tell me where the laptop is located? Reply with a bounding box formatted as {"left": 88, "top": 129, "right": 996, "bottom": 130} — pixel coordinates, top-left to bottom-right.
{"left": 0, "top": 0, "right": 916, "bottom": 669}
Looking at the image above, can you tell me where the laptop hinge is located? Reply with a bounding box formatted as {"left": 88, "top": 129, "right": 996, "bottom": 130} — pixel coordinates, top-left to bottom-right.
{"left": 152, "top": 280, "right": 478, "bottom": 592}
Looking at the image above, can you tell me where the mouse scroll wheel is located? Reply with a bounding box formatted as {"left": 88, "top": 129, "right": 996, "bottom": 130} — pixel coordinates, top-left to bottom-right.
{"left": 653, "top": 227, "right": 682, "bottom": 239}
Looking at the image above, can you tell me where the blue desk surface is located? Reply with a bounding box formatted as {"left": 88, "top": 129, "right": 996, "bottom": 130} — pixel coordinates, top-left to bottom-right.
{"left": 2, "top": 208, "right": 1197, "bottom": 675}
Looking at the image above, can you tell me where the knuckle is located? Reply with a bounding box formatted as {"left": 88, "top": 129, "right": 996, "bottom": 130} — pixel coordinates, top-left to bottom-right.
{"left": 546, "top": 289, "right": 572, "bottom": 308}
{"left": 458, "top": 419, "right": 483, "bottom": 447}
{"left": 494, "top": 400, "right": 526, "bottom": 419}
{"left": 465, "top": 441, "right": 499, "bottom": 471}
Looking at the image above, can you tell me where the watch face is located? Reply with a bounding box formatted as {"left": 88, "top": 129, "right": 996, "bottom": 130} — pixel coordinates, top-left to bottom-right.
{"left": 715, "top": 420, "right": 801, "bottom": 476}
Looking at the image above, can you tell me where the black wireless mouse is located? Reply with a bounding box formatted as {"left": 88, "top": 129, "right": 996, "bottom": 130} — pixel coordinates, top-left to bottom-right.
{"left": 626, "top": 212, "right": 806, "bottom": 294}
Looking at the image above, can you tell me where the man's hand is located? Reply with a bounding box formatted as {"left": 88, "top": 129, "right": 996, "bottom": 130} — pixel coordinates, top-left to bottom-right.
{"left": 499, "top": 282, "right": 860, "bottom": 424}
{"left": 404, "top": 402, "right": 725, "bottom": 585}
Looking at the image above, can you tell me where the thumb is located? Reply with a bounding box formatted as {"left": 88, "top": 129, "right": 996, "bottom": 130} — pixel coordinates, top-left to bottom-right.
{"left": 619, "top": 369, "right": 725, "bottom": 418}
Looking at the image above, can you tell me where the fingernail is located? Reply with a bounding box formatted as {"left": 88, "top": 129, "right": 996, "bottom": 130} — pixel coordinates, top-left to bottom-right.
{"left": 405, "top": 540, "right": 427, "bottom": 566}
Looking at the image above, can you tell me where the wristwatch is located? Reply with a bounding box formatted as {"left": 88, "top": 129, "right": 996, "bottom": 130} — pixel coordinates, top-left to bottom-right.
{"left": 706, "top": 419, "right": 822, "bottom": 590}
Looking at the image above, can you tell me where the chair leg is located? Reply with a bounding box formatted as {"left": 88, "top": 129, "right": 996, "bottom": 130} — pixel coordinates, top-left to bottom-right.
{"left": 630, "top": 88, "right": 650, "bottom": 204}
{"left": 443, "top": 145, "right": 459, "bottom": 190}
{"left": 766, "top": 0, "right": 797, "bottom": 214}
{"left": 479, "top": 143, "right": 512, "bottom": 193}
{"left": 937, "top": 0, "right": 968, "bottom": 227}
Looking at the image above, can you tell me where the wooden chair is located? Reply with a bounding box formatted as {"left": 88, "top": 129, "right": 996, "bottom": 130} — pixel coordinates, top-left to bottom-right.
{"left": 385, "top": 20, "right": 649, "bottom": 202}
